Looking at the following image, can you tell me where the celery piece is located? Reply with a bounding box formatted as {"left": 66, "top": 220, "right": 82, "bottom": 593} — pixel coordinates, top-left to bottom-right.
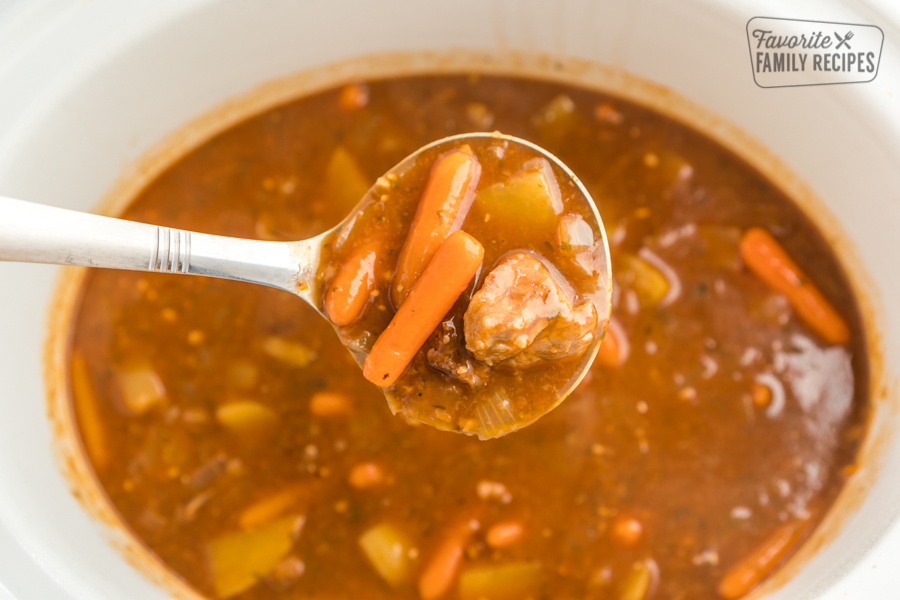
{"left": 216, "top": 401, "right": 278, "bottom": 437}
{"left": 618, "top": 254, "right": 669, "bottom": 307}
{"left": 475, "top": 158, "right": 563, "bottom": 234}
{"left": 206, "top": 513, "right": 303, "bottom": 598}
{"left": 116, "top": 365, "right": 166, "bottom": 416}
{"left": 261, "top": 336, "right": 317, "bottom": 367}
{"left": 325, "top": 146, "right": 371, "bottom": 211}
{"left": 358, "top": 523, "right": 414, "bottom": 587}
{"left": 458, "top": 562, "right": 543, "bottom": 600}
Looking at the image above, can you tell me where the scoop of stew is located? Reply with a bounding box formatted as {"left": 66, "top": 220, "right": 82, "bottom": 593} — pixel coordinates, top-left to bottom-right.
{"left": 318, "top": 135, "right": 610, "bottom": 438}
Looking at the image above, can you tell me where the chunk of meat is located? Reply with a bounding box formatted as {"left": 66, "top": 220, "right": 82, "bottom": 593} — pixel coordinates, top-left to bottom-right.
{"left": 426, "top": 320, "right": 490, "bottom": 387}
{"left": 464, "top": 252, "right": 597, "bottom": 368}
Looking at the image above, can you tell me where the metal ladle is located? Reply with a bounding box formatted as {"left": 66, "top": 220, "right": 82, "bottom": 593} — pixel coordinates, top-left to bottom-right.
{"left": 0, "top": 132, "right": 611, "bottom": 438}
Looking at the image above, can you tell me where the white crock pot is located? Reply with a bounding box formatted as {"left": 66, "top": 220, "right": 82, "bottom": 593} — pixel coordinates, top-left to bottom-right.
{"left": 0, "top": 1, "right": 898, "bottom": 598}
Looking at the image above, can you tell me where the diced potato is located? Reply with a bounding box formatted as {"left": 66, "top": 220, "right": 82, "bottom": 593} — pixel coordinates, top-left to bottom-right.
{"left": 206, "top": 513, "right": 303, "bottom": 598}
{"left": 474, "top": 158, "right": 563, "bottom": 234}
{"left": 458, "top": 562, "right": 543, "bottom": 600}
{"left": 358, "top": 523, "right": 415, "bottom": 587}
{"left": 325, "top": 146, "right": 371, "bottom": 210}
{"left": 618, "top": 559, "right": 656, "bottom": 600}
{"left": 239, "top": 484, "right": 308, "bottom": 530}
{"left": 116, "top": 364, "right": 166, "bottom": 416}
{"left": 216, "top": 401, "right": 278, "bottom": 437}
{"left": 617, "top": 254, "right": 669, "bottom": 307}
{"left": 262, "top": 337, "right": 317, "bottom": 367}
{"left": 70, "top": 352, "right": 109, "bottom": 471}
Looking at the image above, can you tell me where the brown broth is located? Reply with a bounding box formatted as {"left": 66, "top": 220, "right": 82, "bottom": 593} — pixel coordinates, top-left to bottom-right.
{"left": 68, "top": 75, "right": 868, "bottom": 600}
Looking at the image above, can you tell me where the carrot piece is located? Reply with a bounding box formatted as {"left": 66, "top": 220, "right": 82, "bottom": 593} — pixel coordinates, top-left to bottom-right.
{"left": 610, "top": 515, "right": 643, "bottom": 547}
{"left": 338, "top": 83, "right": 369, "bottom": 111}
{"left": 717, "top": 521, "right": 806, "bottom": 599}
{"left": 418, "top": 518, "right": 478, "bottom": 600}
{"left": 485, "top": 521, "right": 524, "bottom": 548}
{"left": 309, "top": 391, "right": 352, "bottom": 416}
{"left": 596, "top": 325, "right": 620, "bottom": 368}
{"left": 325, "top": 243, "right": 379, "bottom": 326}
{"left": 70, "top": 352, "right": 109, "bottom": 472}
{"left": 348, "top": 462, "right": 384, "bottom": 489}
{"left": 238, "top": 483, "right": 308, "bottom": 530}
{"left": 364, "top": 231, "right": 484, "bottom": 388}
{"left": 739, "top": 228, "right": 849, "bottom": 344}
{"left": 390, "top": 149, "right": 481, "bottom": 307}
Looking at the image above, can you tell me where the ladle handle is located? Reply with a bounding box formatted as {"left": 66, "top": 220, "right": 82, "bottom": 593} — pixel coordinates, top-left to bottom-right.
{"left": 0, "top": 196, "right": 322, "bottom": 304}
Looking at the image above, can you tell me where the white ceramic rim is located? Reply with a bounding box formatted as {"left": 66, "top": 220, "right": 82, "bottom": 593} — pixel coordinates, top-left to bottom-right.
{"left": 0, "top": 1, "right": 899, "bottom": 599}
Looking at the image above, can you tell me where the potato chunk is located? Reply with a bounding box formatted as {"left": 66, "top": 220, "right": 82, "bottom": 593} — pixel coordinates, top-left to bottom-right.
{"left": 216, "top": 401, "right": 278, "bottom": 437}
{"left": 206, "top": 514, "right": 303, "bottom": 598}
{"left": 617, "top": 253, "right": 669, "bottom": 307}
{"left": 474, "top": 158, "right": 562, "bottom": 236}
{"left": 358, "top": 523, "right": 415, "bottom": 587}
{"left": 324, "top": 146, "right": 371, "bottom": 210}
{"left": 458, "top": 562, "right": 542, "bottom": 600}
{"left": 116, "top": 364, "right": 166, "bottom": 416}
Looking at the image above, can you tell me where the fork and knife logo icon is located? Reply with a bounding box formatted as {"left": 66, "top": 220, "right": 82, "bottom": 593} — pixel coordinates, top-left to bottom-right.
{"left": 835, "top": 30, "right": 854, "bottom": 49}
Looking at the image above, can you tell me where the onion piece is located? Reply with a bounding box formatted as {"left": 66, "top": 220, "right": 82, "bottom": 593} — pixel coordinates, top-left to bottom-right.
{"left": 755, "top": 372, "right": 786, "bottom": 418}
{"left": 473, "top": 387, "right": 519, "bottom": 439}
{"left": 637, "top": 247, "right": 682, "bottom": 307}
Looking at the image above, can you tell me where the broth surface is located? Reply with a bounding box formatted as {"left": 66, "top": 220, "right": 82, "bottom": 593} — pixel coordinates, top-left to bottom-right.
{"left": 68, "top": 75, "right": 867, "bottom": 600}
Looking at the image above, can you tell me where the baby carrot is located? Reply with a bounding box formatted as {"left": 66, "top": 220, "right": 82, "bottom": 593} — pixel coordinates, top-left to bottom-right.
{"left": 238, "top": 483, "right": 308, "bottom": 530}
{"left": 348, "top": 462, "right": 384, "bottom": 489}
{"left": 324, "top": 243, "right": 379, "bottom": 326}
{"left": 740, "top": 227, "right": 849, "bottom": 344}
{"left": 364, "top": 231, "right": 484, "bottom": 388}
{"left": 418, "top": 517, "right": 478, "bottom": 600}
{"left": 717, "top": 520, "right": 805, "bottom": 599}
{"left": 391, "top": 149, "right": 481, "bottom": 308}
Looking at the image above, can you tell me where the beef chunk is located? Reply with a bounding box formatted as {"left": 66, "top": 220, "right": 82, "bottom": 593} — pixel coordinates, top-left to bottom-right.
{"left": 426, "top": 320, "right": 490, "bottom": 387}
{"left": 464, "top": 252, "right": 597, "bottom": 368}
